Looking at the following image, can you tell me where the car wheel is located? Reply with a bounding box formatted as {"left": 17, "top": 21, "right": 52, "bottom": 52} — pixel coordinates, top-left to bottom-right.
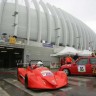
{"left": 25, "top": 75, "right": 28, "bottom": 89}
{"left": 63, "top": 69, "right": 70, "bottom": 75}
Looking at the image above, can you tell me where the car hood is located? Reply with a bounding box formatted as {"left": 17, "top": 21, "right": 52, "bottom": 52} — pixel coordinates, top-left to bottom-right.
{"left": 28, "top": 70, "right": 68, "bottom": 89}
{"left": 42, "top": 75, "right": 57, "bottom": 86}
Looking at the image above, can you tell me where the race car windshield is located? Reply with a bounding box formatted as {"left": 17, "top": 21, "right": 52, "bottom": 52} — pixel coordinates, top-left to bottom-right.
{"left": 41, "top": 70, "right": 53, "bottom": 76}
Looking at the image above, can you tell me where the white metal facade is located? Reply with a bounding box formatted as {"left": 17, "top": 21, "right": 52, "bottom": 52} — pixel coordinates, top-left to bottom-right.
{"left": 0, "top": 0, "right": 96, "bottom": 50}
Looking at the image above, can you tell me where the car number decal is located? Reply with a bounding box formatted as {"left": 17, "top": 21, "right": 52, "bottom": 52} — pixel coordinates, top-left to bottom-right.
{"left": 41, "top": 70, "right": 53, "bottom": 76}
{"left": 92, "top": 66, "right": 96, "bottom": 74}
{"left": 78, "top": 65, "right": 86, "bottom": 72}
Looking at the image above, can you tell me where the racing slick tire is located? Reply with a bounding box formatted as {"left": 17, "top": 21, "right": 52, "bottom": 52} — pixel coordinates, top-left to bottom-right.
{"left": 63, "top": 69, "right": 70, "bottom": 76}
{"left": 25, "top": 75, "right": 29, "bottom": 89}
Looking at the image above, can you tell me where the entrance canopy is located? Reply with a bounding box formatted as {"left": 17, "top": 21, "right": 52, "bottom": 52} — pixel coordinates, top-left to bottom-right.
{"left": 50, "top": 49, "right": 93, "bottom": 57}
{"left": 78, "top": 50, "right": 92, "bottom": 56}
{"left": 50, "top": 46, "right": 78, "bottom": 56}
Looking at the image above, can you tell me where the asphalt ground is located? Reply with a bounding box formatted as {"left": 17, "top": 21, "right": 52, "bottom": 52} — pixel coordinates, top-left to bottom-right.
{"left": 0, "top": 68, "right": 96, "bottom": 96}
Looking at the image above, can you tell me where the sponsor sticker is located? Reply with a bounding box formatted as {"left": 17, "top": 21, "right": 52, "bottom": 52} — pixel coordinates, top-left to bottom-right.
{"left": 78, "top": 65, "right": 86, "bottom": 72}
{"left": 92, "top": 65, "right": 96, "bottom": 74}
{"left": 41, "top": 70, "right": 53, "bottom": 76}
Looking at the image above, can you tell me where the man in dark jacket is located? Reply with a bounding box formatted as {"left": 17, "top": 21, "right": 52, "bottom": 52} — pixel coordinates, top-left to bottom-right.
{"left": 73, "top": 53, "right": 79, "bottom": 61}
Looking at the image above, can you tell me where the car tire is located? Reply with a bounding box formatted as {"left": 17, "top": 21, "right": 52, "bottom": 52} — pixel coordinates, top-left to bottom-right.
{"left": 63, "top": 69, "right": 70, "bottom": 75}
{"left": 25, "top": 75, "right": 28, "bottom": 89}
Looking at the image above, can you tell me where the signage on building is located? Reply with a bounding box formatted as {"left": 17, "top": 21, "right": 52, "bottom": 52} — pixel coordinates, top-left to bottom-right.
{"left": 42, "top": 43, "right": 53, "bottom": 48}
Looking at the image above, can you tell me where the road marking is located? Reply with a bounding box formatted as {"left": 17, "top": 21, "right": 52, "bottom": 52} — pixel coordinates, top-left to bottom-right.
{"left": 0, "top": 87, "right": 10, "bottom": 96}
{"left": 4, "top": 78, "right": 53, "bottom": 96}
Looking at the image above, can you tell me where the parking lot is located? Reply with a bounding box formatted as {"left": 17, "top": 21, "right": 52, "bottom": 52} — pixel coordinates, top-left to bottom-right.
{"left": 0, "top": 68, "right": 96, "bottom": 96}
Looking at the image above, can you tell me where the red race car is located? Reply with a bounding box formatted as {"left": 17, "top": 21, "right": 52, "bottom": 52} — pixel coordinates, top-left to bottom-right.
{"left": 17, "top": 60, "right": 68, "bottom": 89}
{"left": 59, "top": 56, "right": 96, "bottom": 76}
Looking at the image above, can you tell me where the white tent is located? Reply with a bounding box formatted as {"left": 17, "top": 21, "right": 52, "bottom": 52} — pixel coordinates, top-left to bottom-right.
{"left": 78, "top": 50, "right": 92, "bottom": 56}
{"left": 56, "top": 46, "right": 78, "bottom": 56}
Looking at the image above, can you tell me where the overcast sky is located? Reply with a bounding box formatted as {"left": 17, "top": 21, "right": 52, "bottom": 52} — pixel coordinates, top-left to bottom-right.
{"left": 40, "top": 0, "right": 96, "bottom": 33}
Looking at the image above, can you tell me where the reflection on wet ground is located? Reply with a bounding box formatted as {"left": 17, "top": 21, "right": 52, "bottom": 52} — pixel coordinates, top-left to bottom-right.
{"left": 0, "top": 80, "right": 33, "bottom": 96}
{"left": 0, "top": 68, "right": 96, "bottom": 96}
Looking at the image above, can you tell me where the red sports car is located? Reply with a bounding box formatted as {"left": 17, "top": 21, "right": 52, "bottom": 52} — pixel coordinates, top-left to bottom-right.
{"left": 17, "top": 61, "right": 68, "bottom": 89}
{"left": 59, "top": 56, "right": 96, "bottom": 76}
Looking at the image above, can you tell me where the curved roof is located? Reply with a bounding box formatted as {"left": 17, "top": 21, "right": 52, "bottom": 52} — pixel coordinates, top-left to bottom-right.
{"left": 0, "top": 0, "right": 96, "bottom": 50}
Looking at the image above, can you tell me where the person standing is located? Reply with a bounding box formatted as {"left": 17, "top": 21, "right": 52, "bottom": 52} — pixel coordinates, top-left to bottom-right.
{"left": 9, "top": 35, "right": 16, "bottom": 44}
{"left": 91, "top": 53, "right": 95, "bottom": 57}
{"left": 65, "top": 55, "right": 73, "bottom": 64}
{"left": 73, "top": 53, "right": 79, "bottom": 61}
{"left": 60, "top": 57, "right": 65, "bottom": 66}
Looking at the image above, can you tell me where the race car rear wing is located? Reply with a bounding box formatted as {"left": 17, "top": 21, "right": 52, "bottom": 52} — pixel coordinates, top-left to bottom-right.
{"left": 17, "top": 60, "right": 43, "bottom": 68}
{"left": 17, "top": 63, "right": 29, "bottom": 68}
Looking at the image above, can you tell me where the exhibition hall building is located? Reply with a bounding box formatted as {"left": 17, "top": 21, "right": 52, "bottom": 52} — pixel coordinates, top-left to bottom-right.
{"left": 0, "top": 0, "right": 96, "bottom": 68}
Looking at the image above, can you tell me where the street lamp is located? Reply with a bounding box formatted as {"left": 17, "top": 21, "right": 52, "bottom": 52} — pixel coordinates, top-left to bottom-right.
{"left": 76, "top": 36, "right": 81, "bottom": 49}
{"left": 54, "top": 28, "right": 60, "bottom": 30}
{"left": 54, "top": 27, "right": 61, "bottom": 45}
{"left": 89, "top": 41, "right": 94, "bottom": 51}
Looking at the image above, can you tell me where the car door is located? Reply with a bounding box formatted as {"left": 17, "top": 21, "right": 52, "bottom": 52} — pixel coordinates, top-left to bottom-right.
{"left": 71, "top": 58, "right": 90, "bottom": 75}
{"left": 76, "top": 58, "right": 91, "bottom": 75}
{"left": 90, "top": 58, "right": 96, "bottom": 75}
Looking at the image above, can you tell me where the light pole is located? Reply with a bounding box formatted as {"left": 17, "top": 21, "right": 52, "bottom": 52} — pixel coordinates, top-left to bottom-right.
{"left": 54, "top": 27, "right": 61, "bottom": 46}
{"left": 55, "top": 28, "right": 60, "bottom": 30}
{"left": 76, "top": 36, "right": 81, "bottom": 49}
{"left": 89, "top": 41, "right": 93, "bottom": 51}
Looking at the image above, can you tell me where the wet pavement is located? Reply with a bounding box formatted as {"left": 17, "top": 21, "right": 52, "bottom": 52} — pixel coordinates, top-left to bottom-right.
{"left": 0, "top": 68, "right": 96, "bottom": 96}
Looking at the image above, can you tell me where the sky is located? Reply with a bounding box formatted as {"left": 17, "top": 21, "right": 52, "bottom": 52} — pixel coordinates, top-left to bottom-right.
{"left": 40, "top": 0, "right": 96, "bottom": 33}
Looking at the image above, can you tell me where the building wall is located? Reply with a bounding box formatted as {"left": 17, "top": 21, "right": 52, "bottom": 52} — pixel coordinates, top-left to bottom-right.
{"left": 24, "top": 45, "right": 59, "bottom": 66}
